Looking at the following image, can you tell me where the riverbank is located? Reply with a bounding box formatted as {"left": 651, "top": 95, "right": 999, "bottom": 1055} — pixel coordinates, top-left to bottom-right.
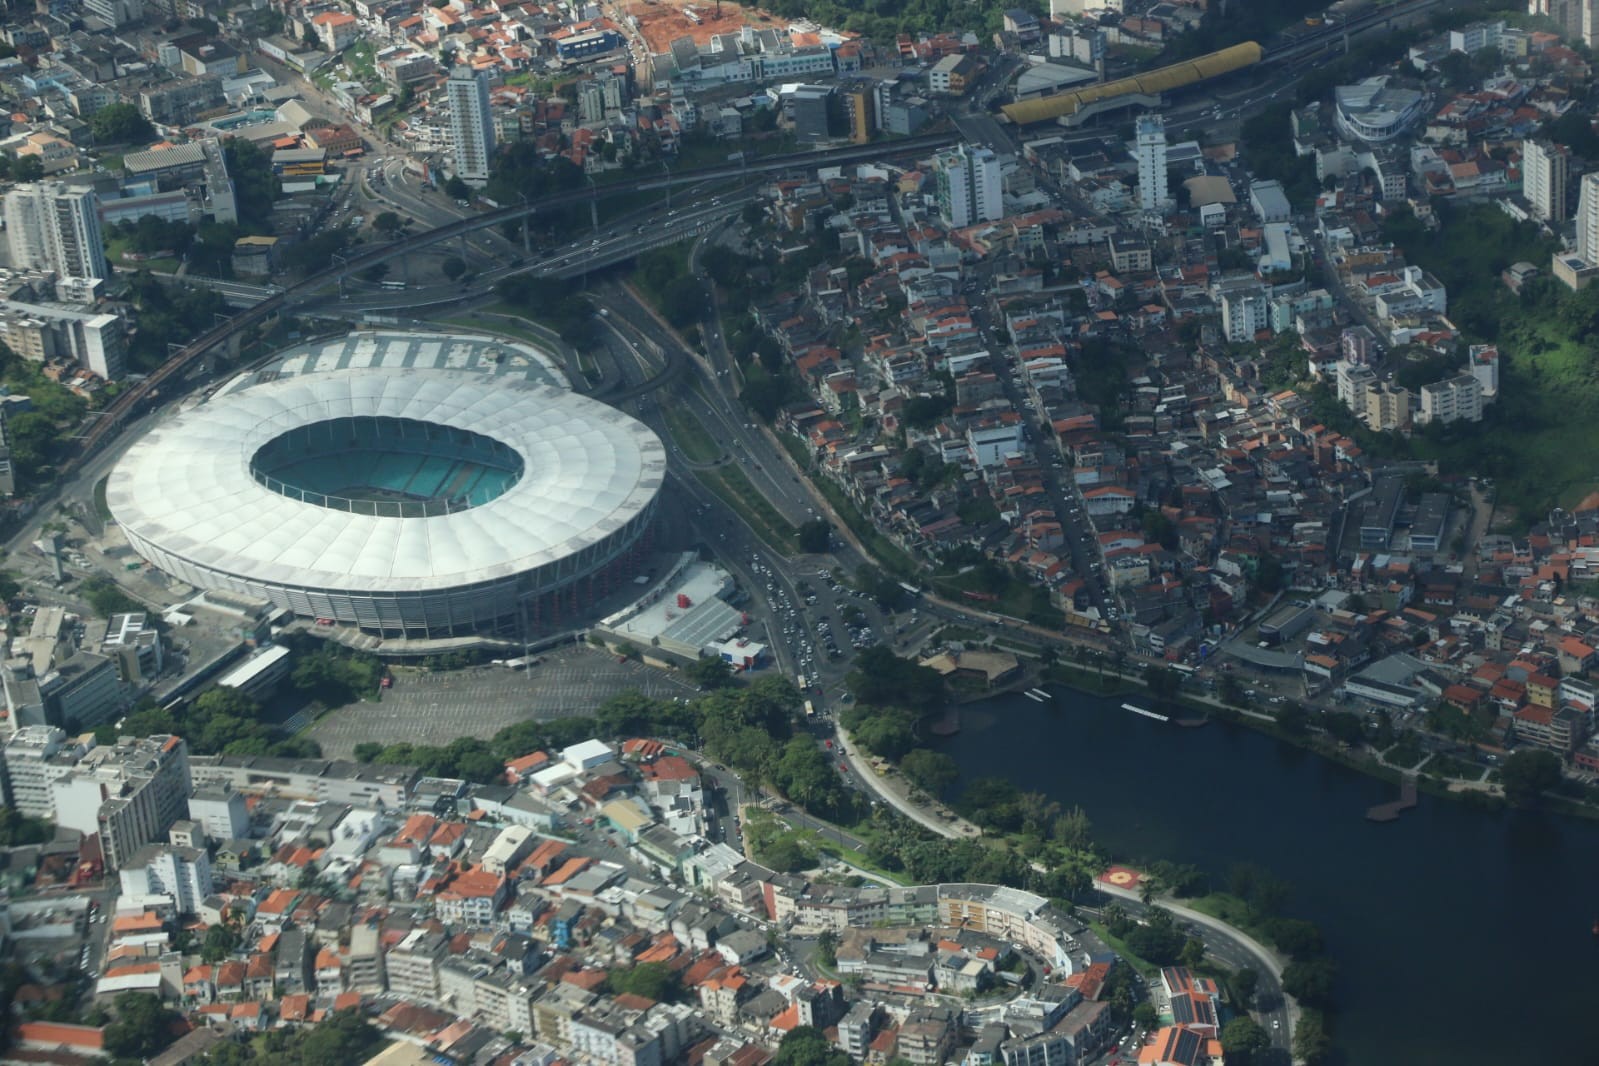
{"left": 834, "top": 711, "right": 1303, "bottom": 1052}
{"left": 1030, "top": 655, "right": 1599, "bottom": 821}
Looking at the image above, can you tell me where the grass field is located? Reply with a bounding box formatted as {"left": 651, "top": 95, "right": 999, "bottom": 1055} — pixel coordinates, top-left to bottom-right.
{"left": 662, "top": 406, "right": 723, "bottom": 464}
{"left": 93, "top": 476, "right": 111, "bottom": 521}
{"left": 698, "top": 466, "right": 795, "bottom": 553}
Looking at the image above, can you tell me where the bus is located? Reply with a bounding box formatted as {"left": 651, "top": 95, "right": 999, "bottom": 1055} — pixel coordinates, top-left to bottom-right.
{"left": 796, "top": 673, "right": 807, "bottom": 692}
{"left": 381, "top": 280, "right": 406, "bottom": 291}
{"left": 898, "top": 582, "right": 923, "bottom": 598}
{"left": 803, "top": 700, "right": 816, "bottom": 719}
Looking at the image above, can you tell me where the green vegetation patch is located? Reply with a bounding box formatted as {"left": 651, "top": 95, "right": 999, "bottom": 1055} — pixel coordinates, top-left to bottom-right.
{"left": 698, "top": 465, "right": 796, "bottom": 553}
{"left": 663, "top": 405, "right": 724, "bottom": 464}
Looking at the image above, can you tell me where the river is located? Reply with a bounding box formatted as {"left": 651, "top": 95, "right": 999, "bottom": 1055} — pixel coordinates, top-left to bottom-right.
{"left": 936, "top": 686, "right": 1599, "bottom": 1065}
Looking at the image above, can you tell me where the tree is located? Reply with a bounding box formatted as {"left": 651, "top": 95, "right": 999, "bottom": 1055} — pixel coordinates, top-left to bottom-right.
{"left": 13, "top": 156, "right": 43, "bottom": 183}
{"left": 1321, "top": 710, "right": 1365, "bottom": 746}
{"left": 1178, "top": 935, "right": 1206, "bottom": 971}
{"left": 444, "top": 175, "right": 471, "bottom": 201}
{"left": 80, "top": 575, "right": 142, "bottom": 617}
{"left": 1229, "top": 966, "right": 1259, "bottom": 1009}
{"left": 797, "top": 519, "right": 831, "bottom": 554}
{"left": 89, "top": 103, "right": 154, "bottom": 144}
{"left": 816, "top": 929, "right": 837, "bottom": 969}
{"left": 1143, "top": 663, "right": 1180, "bottom": 702}
{"left": 441, "top": 256, "right": 468, "bottom": 281}
{"left": 899, "top": 748, "right": 958, "bottom": 798}
{"left": 201, "top": 923, "right": 240, "bottom": 963}
{"left": 221, "top": 138, "right": 279, "bottom": 228}
{"left": 1293, "top": 1008, "right": 1333, "bottom": 1065}
{"left": 103, "top": 993, "right": 179, "bottom": 1059}
{"left": 774, "top": 1026, "right": 852, "bottom": 1066}
{"left": 686, "top": 655, "right": 736, "bottom": 690}
{"left": 1132, "top": 1001, "right": 1158, "bottom": 1029}
{"left": 1500, "top": 748, "right": 1562, "bottom": 808}
{"left": 1219, "top": 1016, "right": 1270, "bottom": 1062}
{"left": 373, "top": 210, "right": 404, "bottom": 236}
{"left": 1281, "top": 957, "right": 1338, "bottom": 1007}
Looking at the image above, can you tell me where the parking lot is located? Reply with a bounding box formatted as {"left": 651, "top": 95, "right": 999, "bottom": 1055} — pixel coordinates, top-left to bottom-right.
{"left": 307, "top": 644, "right": 701, "bottom": 756}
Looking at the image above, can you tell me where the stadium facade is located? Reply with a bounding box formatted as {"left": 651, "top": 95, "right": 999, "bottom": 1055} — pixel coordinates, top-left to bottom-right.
{"left": 108, "top": 332, "right": 664, "bottom": 639}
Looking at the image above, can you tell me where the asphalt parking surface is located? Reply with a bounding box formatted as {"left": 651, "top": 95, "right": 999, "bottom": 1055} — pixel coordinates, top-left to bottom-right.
{"left": 307, "top": 644, "right": 700, "bottom": 755}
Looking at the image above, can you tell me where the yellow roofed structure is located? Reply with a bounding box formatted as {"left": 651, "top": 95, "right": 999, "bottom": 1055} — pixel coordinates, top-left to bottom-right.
{"left": 1001, "top": 41, "right": 1263, "bottom": 125}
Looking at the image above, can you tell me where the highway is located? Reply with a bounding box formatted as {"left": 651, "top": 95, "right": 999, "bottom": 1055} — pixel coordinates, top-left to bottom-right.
{"left": 69, "top": 133, "right": 958, "bottom": 465}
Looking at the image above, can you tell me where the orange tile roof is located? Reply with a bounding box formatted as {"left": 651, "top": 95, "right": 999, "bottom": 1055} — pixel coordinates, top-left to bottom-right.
{"left": 257, "top": 889, "right": 299, "bottom": 915}
{"left": 112, "top": 913, "right": 163, "bottom": 934}
{"left": 16, "top": 1023, "right": 104, "bottom": 1051}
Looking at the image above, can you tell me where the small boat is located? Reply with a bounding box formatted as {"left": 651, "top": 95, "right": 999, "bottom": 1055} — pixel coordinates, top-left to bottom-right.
{"left": 1024, "top": 690, "right": 1047, "bottom": 703}
{"left": 1592, "top": 919, "right": 1598, "bottom": 936}
{"left": 1121, "top": 702, "right": 1170, "bottom": 723}
{"left": 1027, "top": 688, "right": 1052, "bottom": 699}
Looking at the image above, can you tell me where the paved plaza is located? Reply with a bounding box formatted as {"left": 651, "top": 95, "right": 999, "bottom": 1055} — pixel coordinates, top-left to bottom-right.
{"left": 306, "top": 643, "right": 700, "bottom": 756}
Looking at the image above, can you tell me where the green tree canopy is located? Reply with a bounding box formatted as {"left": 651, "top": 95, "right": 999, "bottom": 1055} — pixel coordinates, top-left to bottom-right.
{"left": 605, "top": 961, "right": 683, "bottom": 1003}
{"left": 774, "top": 1026, "right": 852, "bottom": 1066}
{"left": 1500, "top": 748, "right": 1562, "bottom": 807}
{"left": 899, "top": 748, "right": 958, "bottom": 798}
{"left": 103, "top": 993, "right": 180, "bottom": 1059}
{"left": 1219, "top": 1016, "right": 1271, "bottom": 1062}
{"left": 90, "top": 103, "right": 154, "bottom": 144}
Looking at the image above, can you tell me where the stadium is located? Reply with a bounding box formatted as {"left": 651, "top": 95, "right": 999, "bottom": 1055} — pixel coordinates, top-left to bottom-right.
{"left": 107, "top": 331, "right": 664, "bottom": 639}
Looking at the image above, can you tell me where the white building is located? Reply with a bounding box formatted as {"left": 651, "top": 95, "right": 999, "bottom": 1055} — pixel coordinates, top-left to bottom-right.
{"left": 966, "top": 422, "right": 1024, "bottom": 467}
{"left": 188, "top": 783, "right": 249, "bottom": 841}
{"left": 1335, "top": 360, "right": 1377, "bottom": 409}
{"left": 117, "top": 844, "right": 213, "bottom": 914}
{"left": 1524, "top": 140, "right": 1570, "bottom": 223}
{"left": 1469, "top": 343, "right": 1500, "bottom": 400}
{"left": 2, "top": 183, "right": 109, "bottom": 293}
{"left": 1418, "top": 373, "right": 1484, "bottom": 425}
{"left": 0, "top": 299, "right": 127, "bottom": 381}
{"left": 933, "top": 143, "right": 1003, "bottom": 229}
{"left": 1577, "top": 171, "right": 1599, "bottom": 266}
{"left": 1, "top": 725, "right": 83, "bottom": 818}
{"left": 1134, "top": 114, "right": 1169, "bottom": 215}
{"left": 1220, "top": 286, "right": 1269, "bottom": 343}
{"left": 1333, "top": 77, "right": 1426, "bottom": 143}
{"left": 447, "top": 66, "right": 496, "bottom": 187}
{"left": 51, "top": 734, "right": 192, "bottom": 870}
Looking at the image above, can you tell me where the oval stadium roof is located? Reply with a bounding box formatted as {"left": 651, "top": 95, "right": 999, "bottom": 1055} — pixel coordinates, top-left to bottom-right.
{"left": 108, "top": 369, "right": 665, "bottom": 595}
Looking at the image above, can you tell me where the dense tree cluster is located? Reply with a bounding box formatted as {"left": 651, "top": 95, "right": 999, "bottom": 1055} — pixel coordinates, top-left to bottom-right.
{"left": 289, "top": 642, "right": 384, "bottom": 707}
{"left": 772, "top": 1026, "right": 852, "bottom": 1066}
{"left": 80, "top": 576, "right": 142, "bottom": 618}
{"left": 1500, "top": 748, "right": 1562, "bottom": 808}
{"left": 222, "top": 138, "right": 280, "bottom": 229}
{"left": 192, "top": 1008, "right": 385, "bottom": 1066}
{"left": 1101, "top": 904, "right": 1191, "bottom": 967}
{"left": 89, "top": 103, "right": 154, "bottom": 145}
{"left": 102, "top": 993, "right": 182, "bottom": 1061}
{"left": 116, "top": 686, "right": 320, "bottom": 760}
{"left": 124, "top": 271, "right": 229, "bottom": 373}
{"left": 845, "top": 646, "right": 943, "bottom": 711}
{"left": 0, "top": 806, "right": 52, "bottom": 847}
{"left": 351, "top": 678, "right": 856, "bottom": 815}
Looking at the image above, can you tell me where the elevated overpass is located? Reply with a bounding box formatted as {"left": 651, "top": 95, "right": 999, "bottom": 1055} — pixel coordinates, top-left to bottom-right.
{"left": 76, "top": 133, "right": 958, "bottom": 463}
